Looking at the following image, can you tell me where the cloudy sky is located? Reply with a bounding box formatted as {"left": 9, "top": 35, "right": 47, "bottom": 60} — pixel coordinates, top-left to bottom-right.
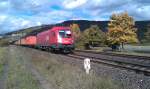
{"left": 0, "top": 0, "right": 150, "bottom": 33}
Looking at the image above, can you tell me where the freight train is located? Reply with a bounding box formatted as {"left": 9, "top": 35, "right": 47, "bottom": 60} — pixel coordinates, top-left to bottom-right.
{"left": 15, "top": 26, "right": 74, "bottom": 53}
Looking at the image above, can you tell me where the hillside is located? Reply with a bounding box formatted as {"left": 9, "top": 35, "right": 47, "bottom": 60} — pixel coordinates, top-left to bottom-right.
{"left": 61, "top": 20, "right": 150, "bottom": 41}
{"left": 4, "top": 20, "right": 150, "bottom": 41}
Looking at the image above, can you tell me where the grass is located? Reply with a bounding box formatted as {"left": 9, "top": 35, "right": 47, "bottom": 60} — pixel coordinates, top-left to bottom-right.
{"left": 0, "top": 39, "right": 10, "bottom": 47}
{"left": 76, "top": 46, "right": 110, "bottom": 52}
{"left": 123, "top": 45, "right": 150, "bottom": 54}
{"left": 31, "top": 53, "right": 121, "bottom": 89}
{"left": 112, "top": 51, "right": 150, "bottom": 57}
{"left": 104, "top": 45, "right": 150, "bottom": 56}
{"left": 6, "top": 47, "right": 41, "bottom": 89}
{"left": 0, "top": 47, "right": 7, "bottom": 77}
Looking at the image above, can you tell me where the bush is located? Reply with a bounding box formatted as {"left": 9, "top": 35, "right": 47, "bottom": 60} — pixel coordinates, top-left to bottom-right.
{"left": 0, "top": 39, "right": 10, "bottom": 46}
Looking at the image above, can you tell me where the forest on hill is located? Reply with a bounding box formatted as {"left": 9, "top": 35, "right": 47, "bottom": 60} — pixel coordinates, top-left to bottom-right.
{"left": 5, "top": 20, "right": 150, "bottom": 42}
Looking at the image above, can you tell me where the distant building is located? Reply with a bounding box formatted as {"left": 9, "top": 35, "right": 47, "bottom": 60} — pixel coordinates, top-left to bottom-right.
{"left": 11, "top": 33, "right": 26, "bottom": 37}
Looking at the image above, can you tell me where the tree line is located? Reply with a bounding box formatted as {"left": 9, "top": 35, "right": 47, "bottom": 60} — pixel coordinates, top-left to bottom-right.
{"left": 70, "top": 12, "right": 150, "bottom": 50}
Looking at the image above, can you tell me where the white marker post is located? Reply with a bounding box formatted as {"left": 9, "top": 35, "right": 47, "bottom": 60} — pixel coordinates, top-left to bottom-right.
{"left": 84, "top": 58, "right": 91, "bottom": 74}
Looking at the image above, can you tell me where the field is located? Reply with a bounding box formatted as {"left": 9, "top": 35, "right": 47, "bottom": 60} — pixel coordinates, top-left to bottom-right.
{"left": 124, "top": 45, "right": 150, "bottom": 53}
{"left": 0, "top": 47, "right": 41, "bottom": 89}
{"left": 0, "top": 46, "right": 121, "bottom": 89}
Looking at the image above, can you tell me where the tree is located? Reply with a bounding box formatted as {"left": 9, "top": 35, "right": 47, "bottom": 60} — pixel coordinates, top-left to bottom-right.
{"left": 82, "top": 25, "right": 106, "bottom": 49}
{"left": 144, "top": 24, "right": 150, "bottom": 42}
{"left": 70, "top": 24, "right": 81, "bottom": 42}
{"left": 107, "top": 12, "right": 138, "bottom": 50}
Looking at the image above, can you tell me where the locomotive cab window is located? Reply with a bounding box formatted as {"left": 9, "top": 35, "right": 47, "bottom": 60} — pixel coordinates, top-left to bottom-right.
{"left": 59, "top": 30, "right": 71, "bottom": 38}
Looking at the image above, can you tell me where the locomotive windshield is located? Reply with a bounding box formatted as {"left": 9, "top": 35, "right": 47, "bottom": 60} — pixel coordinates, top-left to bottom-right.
{"left": 59, "top": 30, "right": 71, "bottom": 38}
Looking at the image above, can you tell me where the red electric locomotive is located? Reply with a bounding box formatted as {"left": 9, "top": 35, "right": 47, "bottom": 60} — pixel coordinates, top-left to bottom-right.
{"left": 37, "top": 26, "right": 74, "bottom": 53}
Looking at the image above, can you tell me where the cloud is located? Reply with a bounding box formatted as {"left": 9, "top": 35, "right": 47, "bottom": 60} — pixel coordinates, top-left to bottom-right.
{"left": 8, "top": 0, "right": 62, "bottom": 15}
{"left": 7, "top": 18, "right": 31, "bottom": 28}
{"left": 36, "top": 22, "right": 42, "bottom": 26}
{"left": 0, "top": 10, "right": 73, "bottom": 33}
{"left": 63, "top": 0, "right": 87, "bottom": 9}
{"left": 81, "top": 0, "right": 150, "bottom": 20}
{"left": 0, "top": 14, "right": 7, "bottom": 22}
{"left": 0, "top": 0, "right": 150, "bottom": 33}
{"left": 30, "top": 10, "right": 73, "bottom": 24}
{"left": 0, "top": 15, "right": 41, "bottom": 33}
{"left": 0, "top": 1, "right": 11, "bottom": 13}
{"left": 89, "top": 0, "right": 129, "bottom": 9}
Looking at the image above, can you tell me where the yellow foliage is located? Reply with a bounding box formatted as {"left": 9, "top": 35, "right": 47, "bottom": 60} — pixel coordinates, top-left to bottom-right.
{"left": 107, "top": 12, "right": 138, "bottom": 45}
{"left": 70, "top": 24, "right": 81, "bottom": 41}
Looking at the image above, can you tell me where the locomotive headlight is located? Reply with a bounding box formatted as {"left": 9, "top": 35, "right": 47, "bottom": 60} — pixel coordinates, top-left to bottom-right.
{"left": 66, "top": 30, "right": 71, "bottom": 34}
{"left": 58, "top": 34, "right": 62, "bottom": 43}
{"left": 66, "top": 30, "right": 72, "bottom": 37}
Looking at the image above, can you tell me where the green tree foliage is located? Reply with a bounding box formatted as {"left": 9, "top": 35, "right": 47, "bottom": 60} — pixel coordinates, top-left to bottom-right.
{"left": 107, "top": 12, "right": 138, "bottom": 49}
{"left": 144, "top": 24, "right": 150, "bottom": 42}
{"left": 81, "top": 25, "right": 106, "bottom": 49}
{"left": 70, "top": 24, "right": 81, "bottom": 42}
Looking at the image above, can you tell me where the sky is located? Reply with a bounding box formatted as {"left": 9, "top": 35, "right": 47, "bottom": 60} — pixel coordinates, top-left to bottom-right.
{"left": 0, "top": 0, "right": 150, "bottom": 34}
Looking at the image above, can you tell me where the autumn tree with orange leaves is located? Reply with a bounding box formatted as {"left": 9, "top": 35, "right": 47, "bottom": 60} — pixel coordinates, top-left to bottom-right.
{"left": 107, "top": 12, "right": 138, "bottom": 50}
{"left": 70, "top": 24, "right": 81, "bottom": 42}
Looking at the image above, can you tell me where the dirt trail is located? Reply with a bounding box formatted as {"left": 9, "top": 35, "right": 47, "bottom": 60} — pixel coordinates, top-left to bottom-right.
{"left": 13, "top": 46, "right": 52, "bottom": 89}
{"left": 27, "top": 63, "right": 52, "bottom": 89}
{"left": 0, "top": 63, "right": 8, "bottom": 89}
{"left": 0, "top": 48, "right": 9, "bottom": 89}
{"left": 0, "top": 46, "right": 52, "bottom": 89}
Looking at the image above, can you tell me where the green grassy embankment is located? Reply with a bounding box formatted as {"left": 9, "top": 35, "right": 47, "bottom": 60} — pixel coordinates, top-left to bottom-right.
{"left": 6, "top": 47, "right": 41, "bottom": 89}
{"left": 30, "top": 52, "right": 121, "bottom": 89}
{"left": 0, "top": 47, "right": 7, "bottom": 77}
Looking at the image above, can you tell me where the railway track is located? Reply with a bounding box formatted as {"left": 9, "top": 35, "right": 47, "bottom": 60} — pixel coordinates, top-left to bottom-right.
{"left": 75, "top": 50, "right": 150, "bottom": 60}
{"left": 67, "top": 52, "right": 150, "bottom": 76}
{"left": 74, "top": 50, "right": 150, "bottom": 66}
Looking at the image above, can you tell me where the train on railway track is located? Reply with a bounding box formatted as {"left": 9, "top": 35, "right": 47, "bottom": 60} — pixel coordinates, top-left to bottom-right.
{"left": 14, "top": 26, "right": 75, "bottom": 53}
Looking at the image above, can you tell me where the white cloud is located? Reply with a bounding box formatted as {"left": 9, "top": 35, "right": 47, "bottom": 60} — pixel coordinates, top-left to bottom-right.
{"left": 10, "top": 18, "right": 31, "bottom": 30}
{"left": 123, "top": 3, "right": 150, "bottom": 20}
{"left": 21, "top": 20, "right": 30, "bottom": 27}
{"left": 33, "top": 10, "right": 73, "bottom": 24}
{"left": 0, "top": 15, "right": 7, "bottom": 22}
{"left": 36, "top": 21, "right": 42, "bottom": 26}
{"left": 30, "top": 0, "right": 41, "bottom": 6}
{"left": 0, "top": 1, "right": 11, "bottom": 13}
{"left": 63, "top": 0, "right": 87, "bottom": 9}
{"left": 0, "top": 1, "right": 10, "bottom": 6}
{"left": 137, "top": 6, "right": 150, "bottom": 17}
{"left": 0, "top": 9, "right": 74, "bottom": 33}
{"left": 0, "top": 0, "right": 150, "bottom": 33}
